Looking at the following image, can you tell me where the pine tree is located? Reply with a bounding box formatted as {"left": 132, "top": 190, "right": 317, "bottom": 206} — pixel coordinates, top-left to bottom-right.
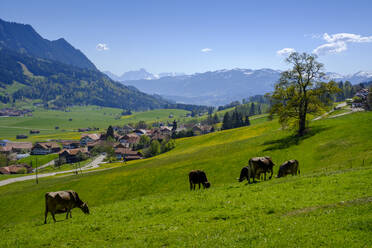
{"left": 257, "top": 103, "right": 262, "bottom": 114}
{"left": 106, "top": 125, "right": 114, "bottom": 140}
{"left": 172, "top": 120, "right": 177, "bottom": 131}
{"left": 249, "top": 102, "right": 255, "bottom": 116}
{"left": 222, "top": 112, "right": 231, "bottom": 130}
{"left": 213, "top": 113, "right": 220, "bottom": 124}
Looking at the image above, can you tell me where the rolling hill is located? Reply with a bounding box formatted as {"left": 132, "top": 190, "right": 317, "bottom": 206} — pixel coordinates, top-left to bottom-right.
{"left": 0, "top": 111, "right": 371, "bottom": 247}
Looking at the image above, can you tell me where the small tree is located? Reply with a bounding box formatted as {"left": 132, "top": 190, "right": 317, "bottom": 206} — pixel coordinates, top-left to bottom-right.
{"left": 106, "top": 125, "right": 114, "bottom": 140}
{"left": 244, "top": 116, "right": 251, "bottom": 126}
{"left": 270, "top": 52, "right": 340, "bottom": 136}
{"left": 149, "top": 140, "right": 161, "bottom": 157}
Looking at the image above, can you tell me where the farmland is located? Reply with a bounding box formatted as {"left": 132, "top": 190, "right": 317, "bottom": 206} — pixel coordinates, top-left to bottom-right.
{"left": 0, "top": 111, "right": 371, "bottom": 247}
{"left": 0, "top": 106, "right": 190, "bottom": 141}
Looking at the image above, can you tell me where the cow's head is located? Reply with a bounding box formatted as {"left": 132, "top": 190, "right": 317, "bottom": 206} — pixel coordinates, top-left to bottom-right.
{"left": 80, "top": 202, "right": 90, "bottom": 214}
{"left": 204, "top": 182, "right": 211, "bottom": 188}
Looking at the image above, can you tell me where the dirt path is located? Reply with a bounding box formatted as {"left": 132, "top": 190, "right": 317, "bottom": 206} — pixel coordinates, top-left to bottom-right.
{"left": 0, "top": 154, "right": 106, "bottom": 187}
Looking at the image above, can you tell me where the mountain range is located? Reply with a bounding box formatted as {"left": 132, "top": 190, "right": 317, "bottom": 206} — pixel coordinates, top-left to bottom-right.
{"left": 0, "top": 19, "right": 169, "bottom": 110}
{"left": 103, "top": 69, "right": 185, "bottom": 82}
{"left": 104, "top": 68, "right": 372, "bottom": 106}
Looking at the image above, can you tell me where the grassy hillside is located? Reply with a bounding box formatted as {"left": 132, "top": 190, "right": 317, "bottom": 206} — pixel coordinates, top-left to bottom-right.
{"left": 0, "top": 112, "right": 371, "bottom": 247}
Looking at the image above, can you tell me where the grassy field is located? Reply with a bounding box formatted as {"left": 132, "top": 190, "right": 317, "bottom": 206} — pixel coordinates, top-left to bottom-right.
{"left": 15, "top": 154, "right": 58, "bottom": 168}
{"left": 0, "top": 111, "right": 371, "bottom": 247}
{"left": 0, "top": 106, "right": 190, "bottom": 141}
{"left": 121, "top": 108, "right": 190, "bottom": 124}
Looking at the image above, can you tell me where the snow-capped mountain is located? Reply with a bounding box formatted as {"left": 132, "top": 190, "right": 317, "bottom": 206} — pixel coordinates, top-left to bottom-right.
{"left": 105, "top": 67, "right": 372, "bottom": 106}
{"left": 124, "top": 68, "right": 281, "bottom": 106}
{"left": 103, "top": 69, "right": 185, "bottom": 82}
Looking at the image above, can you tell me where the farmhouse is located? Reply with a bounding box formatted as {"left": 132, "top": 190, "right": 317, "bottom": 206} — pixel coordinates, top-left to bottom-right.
{"left": 118, "top": 133, "right": 140, "bottom": 145}
{"left": 134, "top": 129, "right": 147, "bottom": 136}
{"left": 59, "top": 147, "right": 89, "bottom": 163}
{"left": 9, "top": 142, "right": 33, "bottom": 153}
{"left": 31, "top": 142, "right": 61, "bottom": 155}
{"left": 16, "top": 135, "right": 28, "bottom": 139}
{"left": 0, "top": 164, "right": 32, "bottom": 174}
{"left": 114, "top": 145, "right": 142, "bottom": 161}
{"left": 80, "top": 133, "right": 101, "bottom": 146}
{"left": 192, "top": 124, "right": 212, "bottom": 135}
{"left": 61, "top": 140, "right": 80, "bottom": 149}
{"left": 29, "top": 130, "right": 40, "bottom": 134}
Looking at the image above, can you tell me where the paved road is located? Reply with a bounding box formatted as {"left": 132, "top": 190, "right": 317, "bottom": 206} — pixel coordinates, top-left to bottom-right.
{"left": 0, "top": 154, "right": 106, "bottom": 187}
{"left": 32, "top": 159, "right": 55, "bottom": 172}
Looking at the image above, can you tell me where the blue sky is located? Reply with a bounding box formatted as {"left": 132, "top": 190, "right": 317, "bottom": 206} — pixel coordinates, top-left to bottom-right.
{"left": 1, "top": 0, "right": 372, "bottom": 75}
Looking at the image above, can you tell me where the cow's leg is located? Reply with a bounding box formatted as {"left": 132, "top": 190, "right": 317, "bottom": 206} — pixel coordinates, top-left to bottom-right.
{"left": 190, "top": 182, "right": 193, "bottom": 191}
{"left": 70, "top": 211, "right": 72, "bottom": 218}
{"left": 269, "top": 168, "right": 273, "bottom": 179}
{"left": 66, "top": 209, "right": 70, "bottom": 219}
{"left": 44, "top": 210, "right": 48, "bottom": 224}
{"left": 198, "top": 183, "right": 201, "bottom": 189}
{"left": 51, "top": 212, "right": 57, "bottom": 223}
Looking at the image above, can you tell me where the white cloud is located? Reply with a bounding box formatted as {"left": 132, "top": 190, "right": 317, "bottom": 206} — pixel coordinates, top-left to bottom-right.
{"left": 276, "top": 48, "right": 296, "bottom": 56}
{"left": 96, "top": 43, "right": 109, "bottom": 51}
{"left": 313, "top": 33, "right": 372, "bottom": 55}
{"left": 201, "top": 48, "right": 212, "bottom": 53}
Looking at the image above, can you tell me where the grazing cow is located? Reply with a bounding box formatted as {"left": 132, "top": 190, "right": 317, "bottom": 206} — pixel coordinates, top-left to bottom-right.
{"left": 238, "top": 164, "right": 256, "bottom": 184}
{"left": 277, "top": 160, "right": 300, "bottom": 178}
{"left": 44, "top": 190, "right": 89, "bottom": 224}
{"left": 248, "top": 156, "right": 275, "bottom": 180}
{"left": 189, "top": 170, "right": 210, "bottom": 190}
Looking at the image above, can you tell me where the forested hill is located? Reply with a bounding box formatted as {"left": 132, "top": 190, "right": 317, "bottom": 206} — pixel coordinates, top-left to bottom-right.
{"left": 0, "top": 48, "right": 169, "bottom": 110}
{"left": 0, "top": 18, "right": 96, "bottom": 70}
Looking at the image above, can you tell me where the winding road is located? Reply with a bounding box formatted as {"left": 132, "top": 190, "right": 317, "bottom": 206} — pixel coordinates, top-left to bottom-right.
{"left": 0, "top": 154, "right": 106, "bottom": 187}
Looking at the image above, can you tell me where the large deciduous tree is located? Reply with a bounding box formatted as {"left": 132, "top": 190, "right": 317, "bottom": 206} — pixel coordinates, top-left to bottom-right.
{"left": 269, "top": 52, "right": 340, "bottom": 136}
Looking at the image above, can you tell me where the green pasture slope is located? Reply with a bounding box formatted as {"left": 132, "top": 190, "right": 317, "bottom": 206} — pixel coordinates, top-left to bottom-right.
{"left": 0, "top": 106, "right": 189, "bottom": 140}
{"left": 0, "top": 112, "right": 371, "bottom": 247}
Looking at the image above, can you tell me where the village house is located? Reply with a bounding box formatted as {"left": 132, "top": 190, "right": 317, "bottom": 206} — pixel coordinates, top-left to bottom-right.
{"left": 0, "top": 164, "right": 32, "bottom": 174}
{"left": 134, "top": 129, "right": 147, "bottom": 136}
{"left": 0, "top": 141, "right": 32, "bottom": 156}
{"left": 16, "top": 134, "right": 28, "bottom": 139}
{"left": 29, "top": 130, "right": 40, "bottom": 134}
{"left": 61, "top": 140, "right": 81, "bottom": 149}
{"left": 86, "top": 140, "right": 107, "bottom": 151}
{"left": 59, "top": 147, "right": 89, "bottom": 163}
{"left": 80, "top": 133, "right": 101, "bottom": 146}
{"left": 9, "top": 142, "right": 33, "bottom": 153}
{"left": 114, "top": 144, "right": 142, "bottom": 161}
{"left": 0, "top": 140, "right": 10, "bottom": 147}
{"left": 31, "top": 142, "right": 61, "bottom": 155}
{"left": 118, "top": 133, "right": 140, "bottom": 145}
{"left": 192, "top": 124, "right": 212, "bottom": 135}
{"left": 122, "top": 125, "right": 134, "bottom": 134}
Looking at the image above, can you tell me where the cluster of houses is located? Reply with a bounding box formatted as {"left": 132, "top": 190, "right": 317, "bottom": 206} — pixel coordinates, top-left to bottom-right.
{"left": 0, "top": 108, "right": 32, "bottom": 117}
{"left": 0, "top": 121, "right": 214, "bottom": 174}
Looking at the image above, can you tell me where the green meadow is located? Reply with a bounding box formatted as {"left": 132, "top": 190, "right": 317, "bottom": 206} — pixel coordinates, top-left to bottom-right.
{"left": 0, "top": 106, "right": 190, "bottom": 141}
{"left": 0, "top": 112, "right": 371, "bottom": 247}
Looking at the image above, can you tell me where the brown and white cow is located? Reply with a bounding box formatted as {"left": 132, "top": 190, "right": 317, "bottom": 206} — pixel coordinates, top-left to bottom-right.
{"left": 189, "top": 170, "right": 210, "bottom": 190}
{"left": 248, "top": 156, "right": 275, "bottom": 180}
{"left": 277, "top": 160, "right": 300, "bottom": 178}
{"left": 44, "top": 190, "right": 89, "bottom": 224}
